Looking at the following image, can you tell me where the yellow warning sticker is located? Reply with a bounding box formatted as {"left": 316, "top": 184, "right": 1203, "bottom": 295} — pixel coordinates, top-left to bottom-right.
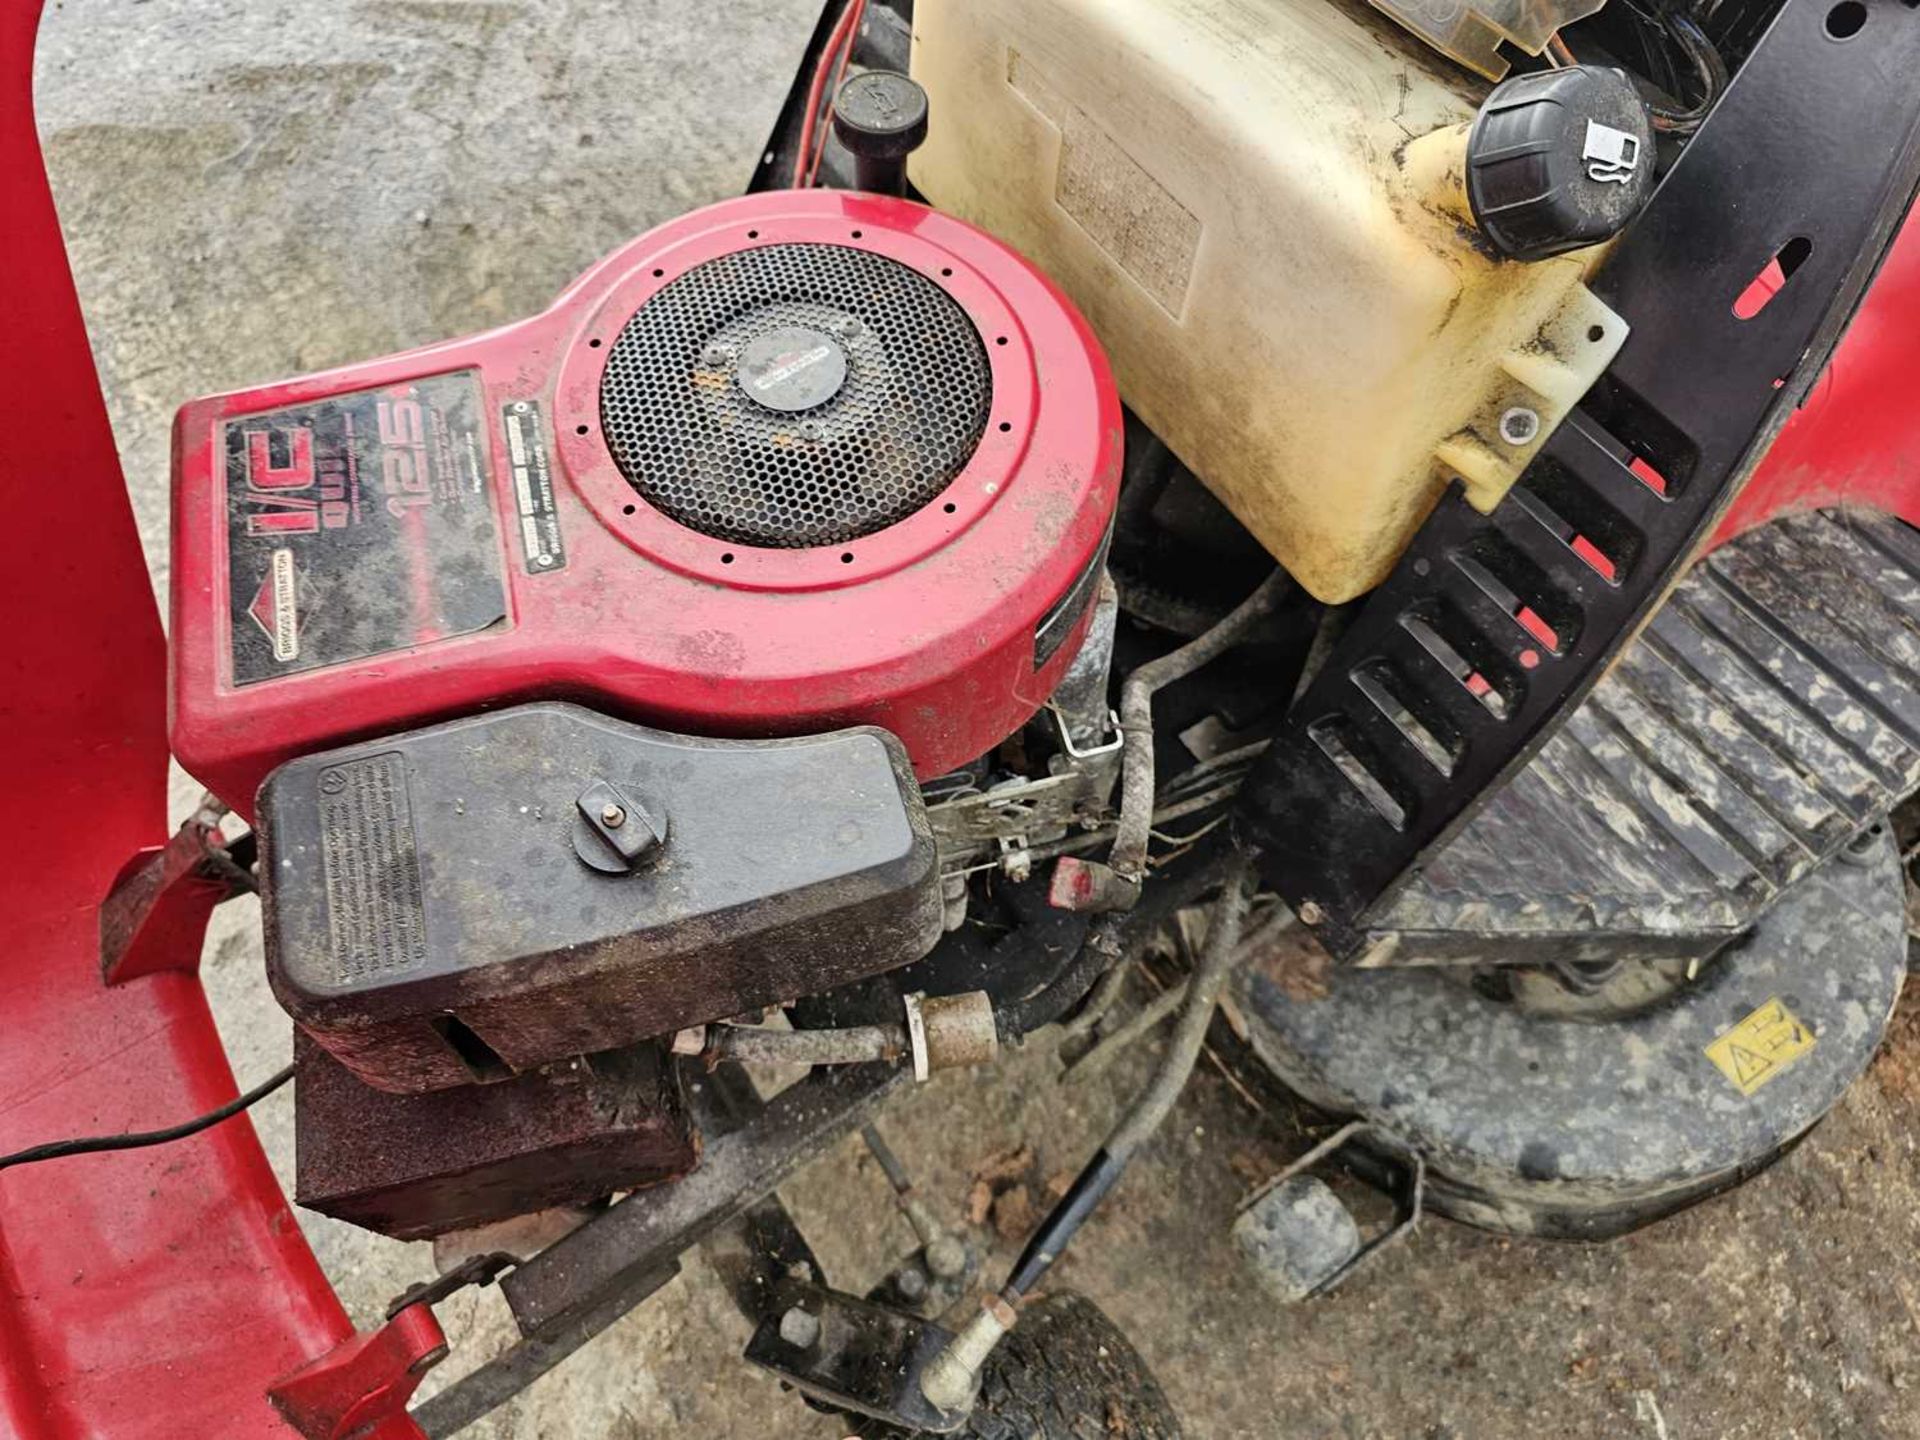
{"left": 1705, "top": 998, "right": 1816, "bottom": 1096}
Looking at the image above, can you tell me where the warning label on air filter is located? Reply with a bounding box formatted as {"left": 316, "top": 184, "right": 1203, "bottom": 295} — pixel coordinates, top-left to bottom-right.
{"left": 501, "top": 399, "right": 567, "bottom": 574}
{"left": 224, "top": 369, "right": 506, "bottom": 685}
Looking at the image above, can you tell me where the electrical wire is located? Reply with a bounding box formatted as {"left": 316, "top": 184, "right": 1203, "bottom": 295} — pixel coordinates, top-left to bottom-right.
{"left": 805, "top": 0, "right": 868, "bottom": 187}
{"left": 1646, "top": 9, "right": 1726, "bottom": 135}
{"left": 791, "top": 0, "right": 867, "bottom": 188}
{"left": 1001, "top": 851, "right": 1257, "bottom": 1300}
{"left": 0, "top": 1064, "right": 295, "bottom": 1173}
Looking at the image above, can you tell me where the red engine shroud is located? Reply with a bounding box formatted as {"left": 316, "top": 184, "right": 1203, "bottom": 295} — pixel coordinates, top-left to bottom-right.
{"left": 170, "top": 190, "right": 1121, "bottom": 814}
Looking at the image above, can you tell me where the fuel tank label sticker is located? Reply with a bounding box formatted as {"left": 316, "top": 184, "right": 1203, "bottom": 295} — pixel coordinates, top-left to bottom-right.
{"left": 501, "top": 399, "right": 567, "bottom": 574}
{"left": 1705, "top": 998, "right": 1815, "bottom": 1096}
{"left": 223, "top": 369, "right": 507, "bottom": 685}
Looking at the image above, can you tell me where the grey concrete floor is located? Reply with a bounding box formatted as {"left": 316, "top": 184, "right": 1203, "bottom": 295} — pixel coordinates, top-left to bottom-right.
{"left": 32, "top": 3, "right": 1920, "bottom": 1436}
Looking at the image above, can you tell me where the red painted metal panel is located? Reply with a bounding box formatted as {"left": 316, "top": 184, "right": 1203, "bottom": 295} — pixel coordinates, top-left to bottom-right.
{"left": 167, "top": 191, "right": 1122, "bottom": 814}
{"left": 0, "top": 6, "right": 379, "bottom": 1437}
{"left": 1713, "top": 206, "right": 1920, "bottom": 545}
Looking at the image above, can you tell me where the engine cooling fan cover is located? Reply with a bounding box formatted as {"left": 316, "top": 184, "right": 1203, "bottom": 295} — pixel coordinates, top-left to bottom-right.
{"left": 168, "top": 191, "right": 1121, "bottom": 813}
{"left": 600, "top": 241, "right": 992, "bottom": 550}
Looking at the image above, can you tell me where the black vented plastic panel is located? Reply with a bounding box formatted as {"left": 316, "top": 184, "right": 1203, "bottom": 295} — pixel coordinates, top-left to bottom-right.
{"left": 600, "top": 243, "right": 991, "bottom": 549}
{"left": 1238, "top": 0, "right": 1920, "bottom": 958}
{"left": 1372, "top": 510, "right": 1920, "bottom": 964}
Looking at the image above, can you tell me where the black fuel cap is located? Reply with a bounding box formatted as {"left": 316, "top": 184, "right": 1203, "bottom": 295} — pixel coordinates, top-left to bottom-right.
{"left": 832, "top": 70, "right": 929, "bottom": 196}
{"left": 1465, "top": 65, "right": 1655, "bottom": 262}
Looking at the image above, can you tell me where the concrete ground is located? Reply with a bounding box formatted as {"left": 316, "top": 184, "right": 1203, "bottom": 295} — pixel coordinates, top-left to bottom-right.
{"left": 33, "top": 3, "right": 1920, "bottom": 1436}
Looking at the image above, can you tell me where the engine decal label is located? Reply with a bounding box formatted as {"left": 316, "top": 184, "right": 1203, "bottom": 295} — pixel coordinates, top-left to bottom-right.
{"left": 223, "top": 369, "right": 507, "bottom": 685}
{"left": 316, "top": 752, "right": 429, "bottom": 983}
{"left": 501, "top": 399, "right": 567, "bottom": 574}
{"left": 1705, "top": 997, "right": 1816, "bottom": 1096}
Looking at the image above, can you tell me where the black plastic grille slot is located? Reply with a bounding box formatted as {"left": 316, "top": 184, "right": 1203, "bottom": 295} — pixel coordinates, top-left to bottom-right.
{"left": 1399, "top": 605, "right": 1518, "bottom": 720}
{"left": 599, "top": 243, "right": 992, "bottom": 549}
{"left": 1353, "top": 661, "right": 1461, "bottom": 776}
{"left": 1309, "top": 717, "right": 1408, "bottom": 829}
{"left": 1511, "top": 460, "right": 1641, "bottom": 585}
{"left": 1451, "top": 530, "right": 1581, "bottom": 655}
{"left": 1576, "top": 372, "right": 1699, "bottom": 500}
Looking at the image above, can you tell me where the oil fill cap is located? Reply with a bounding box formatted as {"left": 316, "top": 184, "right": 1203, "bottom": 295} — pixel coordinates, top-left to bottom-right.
{"left": 832, "top": 71, "right": 930, "bottom": 160}
{"left": 1465, "top": 64, "right": 1656, "bottom": 262}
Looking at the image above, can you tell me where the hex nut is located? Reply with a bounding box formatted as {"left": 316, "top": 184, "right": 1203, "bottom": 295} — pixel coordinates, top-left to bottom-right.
{"left": 777, "top": 1305, "right": 822, "bottom": 1350}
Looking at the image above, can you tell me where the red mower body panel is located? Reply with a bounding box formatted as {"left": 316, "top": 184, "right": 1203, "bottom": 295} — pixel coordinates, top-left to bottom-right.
{"left": 0, "top": 6, "right": 381, "bottom": 1437}
{"left": 1714, "top": 205, "right": 1920, "bottom": 545}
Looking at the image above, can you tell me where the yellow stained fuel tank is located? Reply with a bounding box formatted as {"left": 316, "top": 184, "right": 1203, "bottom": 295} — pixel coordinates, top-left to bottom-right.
{"left": 908, "top": 0, "right": 1627, "bottom": 603}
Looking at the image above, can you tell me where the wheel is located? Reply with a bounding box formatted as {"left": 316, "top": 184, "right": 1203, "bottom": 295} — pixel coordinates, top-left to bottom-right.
{"left": 854, "top": 1291, "right": 1181, "bottom": 1439}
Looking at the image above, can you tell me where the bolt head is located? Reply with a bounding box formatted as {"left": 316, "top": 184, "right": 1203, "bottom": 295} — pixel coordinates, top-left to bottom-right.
{"left": 1298, "top": 900, "right": 1326, "bottom": 926}
{"left": 702, "top": 344, "right": 731, "bottom": 367}
{"left": 1499, "top": 406, "right": 1542, "bottom": 446}
{"left": 600, "top": 803, "right": 626, "bottom": 828}
{"left": 925, "top": 1234, "right": 968, "bottom": 1280}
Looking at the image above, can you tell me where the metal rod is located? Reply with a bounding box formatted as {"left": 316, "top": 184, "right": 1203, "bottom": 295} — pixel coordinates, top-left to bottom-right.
{"left": 861, "top": 1123, "right": 914, "bottom": 1195}
{"left": 1108, "top": 574, "right": 1290, "bottom": 888}
{"left": 705, "top": 1022, "right": 907, "bottom": 1067}
{"left": 1008, "top": 849, "right": 1257, "bottom": 1297}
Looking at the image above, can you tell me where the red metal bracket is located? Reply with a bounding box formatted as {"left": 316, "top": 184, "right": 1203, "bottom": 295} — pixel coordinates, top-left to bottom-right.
{"left": 98, "top": 796, "right": 252, "bottom": 985}
{"left": 266, "top": 1303, "right": 447, "bottom": 1440}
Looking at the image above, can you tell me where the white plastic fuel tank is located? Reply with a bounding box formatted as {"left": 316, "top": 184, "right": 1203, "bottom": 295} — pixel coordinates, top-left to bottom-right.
{"left": 908, "top": 0, "right": 1627, "bottom": 603}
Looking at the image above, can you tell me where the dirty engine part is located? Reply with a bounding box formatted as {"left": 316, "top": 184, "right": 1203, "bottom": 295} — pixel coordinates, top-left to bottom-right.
{"left": 1235, "top": 831, "right": 1910, "bottom": 1238}
{"left": 292, "top": 1034, "right": 696, "bottom": 1242}
{"left": 170, "top": 189, "right": 1120, "bottom": 811}
{"left": 259, "top": 702, "right": 940, "bottom": 1092}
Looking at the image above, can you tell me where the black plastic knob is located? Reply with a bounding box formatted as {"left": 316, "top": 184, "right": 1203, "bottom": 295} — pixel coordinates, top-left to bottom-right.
{"left": 1465, "top": 64, "right": 1655, "bottom": 262}
{"left": 831, "top": 70, "right": 929, "bottom": 196}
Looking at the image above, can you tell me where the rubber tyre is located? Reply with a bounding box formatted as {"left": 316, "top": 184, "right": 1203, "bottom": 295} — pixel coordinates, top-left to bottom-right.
{"left": 855, "top": 1292, "right": 1181, "bottom": 1439}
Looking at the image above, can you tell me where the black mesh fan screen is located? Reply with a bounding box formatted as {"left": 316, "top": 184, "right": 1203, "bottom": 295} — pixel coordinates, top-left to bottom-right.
{"left": 599, "top": 243, "right": 993, "bottom": 549}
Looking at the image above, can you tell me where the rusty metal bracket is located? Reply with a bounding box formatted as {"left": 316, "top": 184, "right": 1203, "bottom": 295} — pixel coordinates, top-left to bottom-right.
{"left": 384, "top": 1252, "right": 518, "bottom": 1322}
{"left": 743, "top": 1280, "right": 967, "bottom": 1433}
{"left": 99, "top": 795, "right": 254, "bottom": 985}
{"left": 409, "top": 1064, "right": 901, "bottom": 1438}
{"left": 499, "top": 1063, "right": 903, "bottom": 1336}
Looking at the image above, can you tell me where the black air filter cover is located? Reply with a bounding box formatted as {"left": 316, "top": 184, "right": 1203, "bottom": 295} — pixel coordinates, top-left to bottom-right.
{"left": 259, "top": 702, "right": 943, "bottom": 1094}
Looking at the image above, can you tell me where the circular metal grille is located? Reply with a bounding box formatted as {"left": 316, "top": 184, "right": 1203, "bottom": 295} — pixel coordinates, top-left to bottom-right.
{"left": 599, "top": 243, "right": 992, "bottom": 549}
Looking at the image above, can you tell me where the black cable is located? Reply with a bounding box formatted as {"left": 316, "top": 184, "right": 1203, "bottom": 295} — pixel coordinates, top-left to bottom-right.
{"left": 1000, "top": 852, "right": 1256, "bottom": 1301}
{"left": 0, "top": 1064, "right": 295, "bottom": 1173}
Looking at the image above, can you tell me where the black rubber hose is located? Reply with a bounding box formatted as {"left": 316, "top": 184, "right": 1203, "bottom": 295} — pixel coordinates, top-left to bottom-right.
{"left": 1003, "top": 849, "right": 1257, "bottom": 1298}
